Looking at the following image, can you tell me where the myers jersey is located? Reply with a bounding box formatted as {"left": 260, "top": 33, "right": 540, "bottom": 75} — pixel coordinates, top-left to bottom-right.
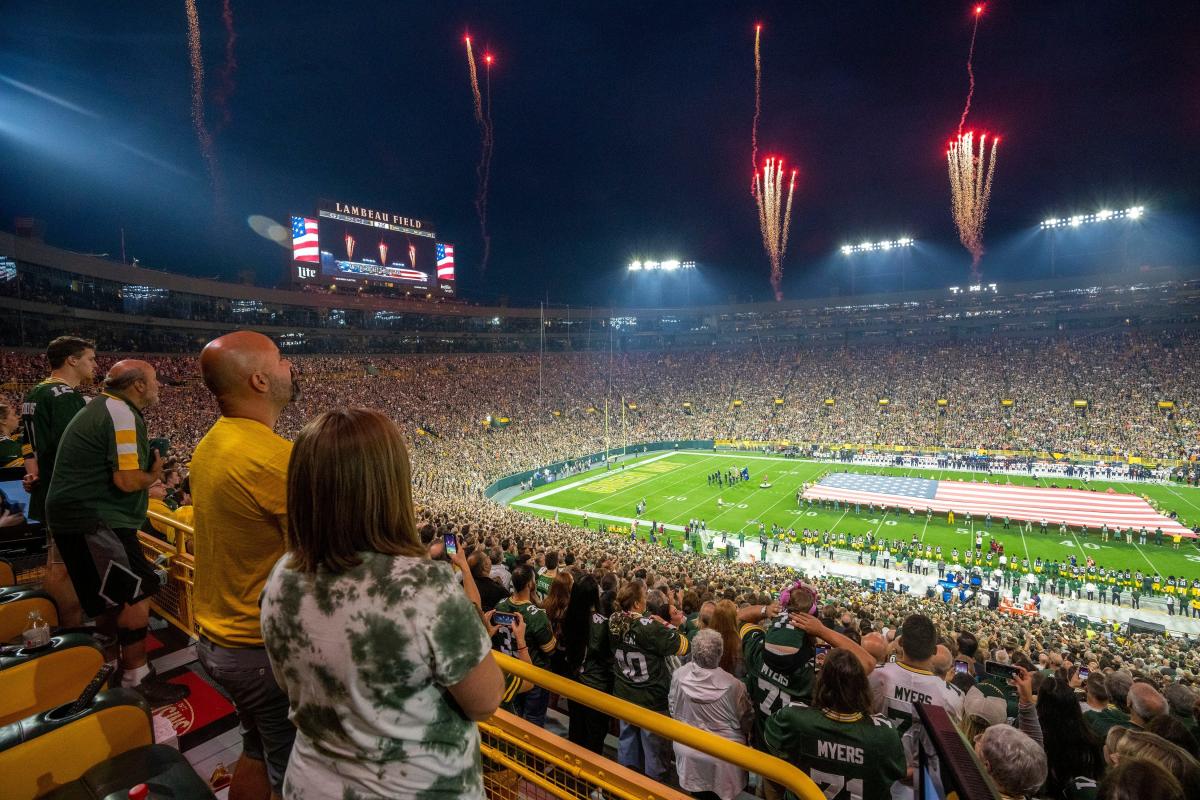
{"left": 765, "top": 703, "right": 906, "bottom": 800}
{"left": 609, "top": 612, "right": 689, "bottom": 712}
{"left": 741, "top": 621, "right": 815, "bottom": 738}
{"left": 869, "top": 661, "right": 959, "bottom": 733}
{"left": 21, "top": 378, "right": 86, "bottom": 521}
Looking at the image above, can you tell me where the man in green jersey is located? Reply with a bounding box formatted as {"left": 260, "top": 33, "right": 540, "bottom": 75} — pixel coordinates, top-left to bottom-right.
{"left": 609, "top": 579, "right": 688, "bottom": 782}
{"left": 767, "top": 649, "right": 905, "bottom": 800}
{"left": 494, "top": 564, "right": 557, "bottom": 726}
{"left": 1081, "top": 674, "right": 1130, "bottom": 739}
{"left": 21, "top": 336, "right": 96, "bottom": 626}
{"left": 0, "top": 402, "right": 24, "bottom": 468}
{"left": 45, "top": 360, "right": 187, "bottom": 706}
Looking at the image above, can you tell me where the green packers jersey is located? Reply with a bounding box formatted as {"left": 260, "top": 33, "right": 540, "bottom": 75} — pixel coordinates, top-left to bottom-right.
{"left": 21, "top": 378, "right": 86, "bottom": 520}
{"left": 765, "top": 703, "right": 906, "bottom": 800}
{"left": 608, "top": 612, "right": 688, "bottom": 712}
{"left": 1083, "top": 705, "right": 1131, "bottom": 740}
{"left": 535, "top": 570, "right": 554, "bottom": 598}
{"left": 741, "top": 622, "right": 815, "bottom": 738}
{"left": 45, "top": 393, "right": 149, "bottom": 531}
{"left": 0, "top": 436, "right": 23, "bottom": 469}
{"left": 578, "top": 613, "right": 612, "bottom": 692}
{"left": 494, "top": 598, "right": 557, "bottom": 670}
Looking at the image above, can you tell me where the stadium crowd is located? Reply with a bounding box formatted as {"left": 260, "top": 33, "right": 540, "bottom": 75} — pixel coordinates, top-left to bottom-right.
{"left": 6, "top": 330, "right": 1200, "bottom": 800}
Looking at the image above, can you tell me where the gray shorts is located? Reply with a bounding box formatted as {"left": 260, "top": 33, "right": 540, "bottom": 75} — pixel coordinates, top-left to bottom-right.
{"left": 197, "top": 638, "right": 296, "bottom": 793}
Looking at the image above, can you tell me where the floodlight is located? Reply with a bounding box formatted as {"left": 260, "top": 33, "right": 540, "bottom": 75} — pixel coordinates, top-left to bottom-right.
{"left": 1039, "top": 205, "right": 1147, "bottom": 229}
{"left": 840, "top": 237, "right": 916, "bottom": 255}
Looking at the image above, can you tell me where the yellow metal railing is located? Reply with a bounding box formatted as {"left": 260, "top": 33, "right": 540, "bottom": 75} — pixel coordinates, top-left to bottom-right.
{"left": 491, "top": 652, "right": 824, "bottom": 800}
{"left": 140, "top": 512, "right": 824, "bottom": 800}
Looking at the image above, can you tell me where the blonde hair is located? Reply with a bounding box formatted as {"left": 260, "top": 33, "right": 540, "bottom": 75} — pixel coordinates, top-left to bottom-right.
{"left": 286, "top": 408, "right": 425, "bottom": 573}
{"left": 1107, "top": 727, "right": 1200, "bottom": 786}
{"left": 710, "top": 600, "right": 742, "bottom": 675}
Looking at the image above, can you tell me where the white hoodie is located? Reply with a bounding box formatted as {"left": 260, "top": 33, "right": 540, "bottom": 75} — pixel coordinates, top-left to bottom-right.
{"left": 668, "top": 661, "right": 753, "bottom": 800}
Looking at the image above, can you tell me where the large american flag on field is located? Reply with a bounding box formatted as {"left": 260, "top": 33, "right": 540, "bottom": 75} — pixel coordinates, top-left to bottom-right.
{"left": 291, "top": 216, "right": 320, "bottom": 263}
{"left": 803, "top": 473, "right": 1195, "bottom": 537}
{"left": 436, "top": 242, "right": 456, "bottom": 281}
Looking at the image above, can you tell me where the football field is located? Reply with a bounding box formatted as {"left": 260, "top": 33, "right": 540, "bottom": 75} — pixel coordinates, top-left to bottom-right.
{"left": 510, "top": 451, "right": 1200, "bottom": 580}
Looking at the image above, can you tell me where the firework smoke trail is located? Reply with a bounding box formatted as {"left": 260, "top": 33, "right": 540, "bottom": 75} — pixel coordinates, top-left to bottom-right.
{"left": 958, "top": 5, "right": 983, "bottom": 136}
{"left": 754, "top": 157, "right": 797, "bottom": 301}
{"left": 465, "top": 37, "right": 491, "bottom": 272}
{"left": 750, "top": 23, "right": 762, "bottom": 195}
{"left": 185, "top": 0, "right": 223, "bottom": 207}
{"left": 946, "top": 131, "right": 999, "bottom": 280}
{"left": 212, "top": 0, "right": 237, "bottom": 133}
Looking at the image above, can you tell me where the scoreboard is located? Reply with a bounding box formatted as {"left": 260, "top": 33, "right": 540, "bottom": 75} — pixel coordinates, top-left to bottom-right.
{"left": 290, "top": 200, "right": 455, "bottom": 295}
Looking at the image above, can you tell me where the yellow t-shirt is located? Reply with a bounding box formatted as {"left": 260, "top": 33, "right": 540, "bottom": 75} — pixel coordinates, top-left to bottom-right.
{"left": 190, "top": 416, "right": 291, "bottom": 647}
{"left": 147, "top": 497, "right": 179, "bottom": 543}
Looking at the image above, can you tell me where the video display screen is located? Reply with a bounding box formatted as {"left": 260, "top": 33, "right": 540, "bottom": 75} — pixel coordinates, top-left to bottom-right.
{"left": 290, "top": 202, "right": 455, "bottom": 294}
{"left": 318, "top": 213, "right": 439, "bottom": 289}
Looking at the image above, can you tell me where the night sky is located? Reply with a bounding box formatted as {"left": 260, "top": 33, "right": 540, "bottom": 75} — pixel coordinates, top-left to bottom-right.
{"left": 2, "top": 1, "right": 1198, "bottom": 306}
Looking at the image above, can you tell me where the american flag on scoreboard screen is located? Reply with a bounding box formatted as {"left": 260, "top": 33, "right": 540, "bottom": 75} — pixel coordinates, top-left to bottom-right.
{"left": 436, "top": 243, "right": 455, "bottom": 280}
{"left": 802, "top": 473, "right": 1194, "bottom": 537}
{"left": 291, "top": 216, "right": 320, "bottom": 263}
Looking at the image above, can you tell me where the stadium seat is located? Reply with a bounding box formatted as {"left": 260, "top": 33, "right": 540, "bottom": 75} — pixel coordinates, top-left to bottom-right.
{"left": 0, "top": 634, "right": 106, "bottom": 727}
{"left": 0, "top": 559, "right": 15, "bottom": 586}
{"left": 0, "top": 587, "right": 59, "bottom": 644}
{"left": 0, "top": 688, "right": 214, "bottom": 799}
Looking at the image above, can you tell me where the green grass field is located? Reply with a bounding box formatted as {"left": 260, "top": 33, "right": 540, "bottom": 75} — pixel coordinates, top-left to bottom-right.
{"left": 510, "top": 450, "right": 1200, "bottom": 580}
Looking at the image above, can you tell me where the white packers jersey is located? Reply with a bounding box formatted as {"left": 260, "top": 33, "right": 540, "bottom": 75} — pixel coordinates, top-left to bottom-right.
{"left": 869, "top": 661, "right": 961, "bottom": 800}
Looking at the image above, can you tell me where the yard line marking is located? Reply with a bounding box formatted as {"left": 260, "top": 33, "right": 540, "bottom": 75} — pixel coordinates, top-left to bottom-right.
{"left": 516, "top": 451, "right": 676, "bottom": 503}
{"left": 574, "top": 454, "right": 725, "bottom": 513}
{"left": 1162, "top": 484, "right": 1200, "bottom": 516}
{"left": 1131, "top": 542, "right": 1163, "bottom": 575}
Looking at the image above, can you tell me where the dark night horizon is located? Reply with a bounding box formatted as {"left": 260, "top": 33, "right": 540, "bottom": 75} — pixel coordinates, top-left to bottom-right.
{"left": 1, "top": 1, "right": 1198, "bottom": 306}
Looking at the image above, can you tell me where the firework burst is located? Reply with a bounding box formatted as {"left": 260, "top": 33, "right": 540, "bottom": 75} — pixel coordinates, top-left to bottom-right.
{"left": 754, "top": 157, "right": 797, "bottom": 301}
{"left": 184, "top": 0, "right": 222, "bottom": 207}
{"left": 212, "top": 0, "right": 238, "bottom": 133}
{"left": 750, "top": 23, "right": 762, "bottom": 195}
{"left": 464, "top": 36, "right": 492, "bottom": 272}
{"left": 947, "top": 131, "right": 999, "bottom": 280}
{"left": 958, "top": 4, "right": 984, "bottom": 135}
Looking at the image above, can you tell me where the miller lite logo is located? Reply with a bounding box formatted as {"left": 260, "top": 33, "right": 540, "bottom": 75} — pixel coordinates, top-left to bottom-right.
{"left": 296, "top": 265, "right": 316, "bottom": 279}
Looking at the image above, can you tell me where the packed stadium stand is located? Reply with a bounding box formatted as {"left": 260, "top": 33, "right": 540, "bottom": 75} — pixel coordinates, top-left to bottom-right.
{"left": 2, "top": 235, "right": 1200, "bottom": 800}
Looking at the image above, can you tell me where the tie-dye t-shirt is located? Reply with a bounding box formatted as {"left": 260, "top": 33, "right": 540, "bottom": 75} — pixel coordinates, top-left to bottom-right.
{"left": 261, "top": 552, "right": 492, "bottom": 799}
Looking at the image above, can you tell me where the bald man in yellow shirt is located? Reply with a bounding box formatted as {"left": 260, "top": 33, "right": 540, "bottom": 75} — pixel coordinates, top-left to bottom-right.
{"left": 191, "top": 331, "right": 300, "bottom": 799}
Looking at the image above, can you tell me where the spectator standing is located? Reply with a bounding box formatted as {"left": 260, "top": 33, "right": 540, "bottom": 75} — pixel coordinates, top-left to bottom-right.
{"left": 494, "top": 564, "right": 557, "bottom": 726}
{"left": 22, "top": 336, "right": 96, "bottom": 626}
{"left": 609, "top": 579, "right": 689, "bottom": 783}
{"left": 669, "top": 629, "right": 753, "bottom": 800}
{"left": 190, "top": 331, "right": 300, "bottom": 798}
{"left": 974, "top": 725, "right": 1048, "bottom": 800}
{"left": 0, "top": 402, "right": 23, "bottom": 467}
{"left": 1128, "top": 682, "right": 1169, "bottom": 729}
{"left": 261, "top": 408, "right": 502, "bottom": 799}
{"left": 470, "top": 550, "right": 508, "bottom": 611}
{"left": 1083, "top": 674, "right": 1131, "bottom": 739}
{"left": 869, "top": 614, "right": 962, "bottom": 798}
{"left": 766, "top": 648, "right": 905, "bottom": 800}
{"left": 1036, "top": 676, "right": 1104, "bottom": 799}
{"left": 561, "top": 574, "right": 614, "bottom": 754}
{"left": 44, "top": 360, "right": 187, "bottom": 705}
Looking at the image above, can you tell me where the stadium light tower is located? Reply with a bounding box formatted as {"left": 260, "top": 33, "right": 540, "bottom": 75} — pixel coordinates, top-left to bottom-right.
{"left": 837, "top": 237, "right": 915, "bottom": 294}
{"left": 1039, "top": 205, "right": 1146, "bottom": 276}
{"left": 627, "top": 258, "right": 698, "bottom": 305}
